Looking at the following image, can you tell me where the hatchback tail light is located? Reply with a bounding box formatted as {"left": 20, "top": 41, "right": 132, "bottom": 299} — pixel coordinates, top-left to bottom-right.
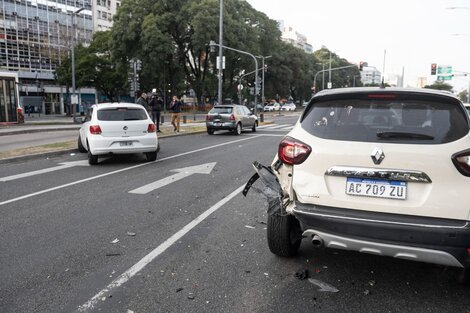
{"left": 147, "top": 123, "right": 156, "bottom": 133}
{"left": 89, "top": 125, "right": 102, "bottom": 135}
{"left": 206, "top": 114, "right": 211, "bottom": 121}
{"left": 229, "top": 114, "right": 235, "bottom": 121}
{"left": 278, "top": 136, "right": 312, "bottom": 165}
{"left": 452, "top": 149, "right": 470, "bottom": 176}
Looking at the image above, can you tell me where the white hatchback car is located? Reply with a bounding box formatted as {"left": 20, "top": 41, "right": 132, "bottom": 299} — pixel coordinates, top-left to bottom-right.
{"left": 264, "top": 102, "right": 281, "bottom": 112}
{"left": 78, "top": 103, "right": 159, "bottom": 164}
{"left": 245, "top": 87, "right": 470, "bottom": 283}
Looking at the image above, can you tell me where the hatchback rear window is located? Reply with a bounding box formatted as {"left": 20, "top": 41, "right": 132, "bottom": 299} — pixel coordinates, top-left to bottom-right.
{"left": 97, "top": 108, "right": 148, "bottom": 121}
{"left": 301, "top": 98, "right": 469, "bottom": 144}
{"left": 210, "top": 107, "right": 233, "bottom": 114}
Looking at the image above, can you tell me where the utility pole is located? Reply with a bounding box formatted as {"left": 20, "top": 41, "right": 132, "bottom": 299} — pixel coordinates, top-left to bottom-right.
{"left": 217, "top": 0, "right": 223, "bottom": 106}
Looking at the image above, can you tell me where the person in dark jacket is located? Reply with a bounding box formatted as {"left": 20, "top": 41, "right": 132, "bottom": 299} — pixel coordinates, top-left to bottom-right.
{"left": 170, "top": 95, "right": 182, "bottom": 133}
{"left": 136, "top": 91, "right": 151, "bottom": 113}
{"left": 149, "top": 94, "right": 163, "bottom": 132}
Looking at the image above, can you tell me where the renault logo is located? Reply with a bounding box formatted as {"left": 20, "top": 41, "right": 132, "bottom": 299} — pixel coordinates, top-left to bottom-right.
{"left": 123, "top": 126, "right": 128, "bottom": 131}
{"left": 371, "top": 147, "right": 385, "bottom": 165}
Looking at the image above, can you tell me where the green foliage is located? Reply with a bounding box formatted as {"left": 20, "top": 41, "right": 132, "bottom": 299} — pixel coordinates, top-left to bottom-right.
{"left": 458, "top": 89, "right": 469, "bottom": 103}
{"left": 58, "top": 0, "right": 361, "bottom": 106}
{"left": 424, "top": 80, "right": 453, "bottom": 92}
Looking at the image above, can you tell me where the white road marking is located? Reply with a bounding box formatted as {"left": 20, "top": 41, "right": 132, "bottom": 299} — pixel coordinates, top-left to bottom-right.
{"left": 76, "top": 184, "right": 245, "bottom": 313}
{"left": 129, "top": 162, "right": 216, "bottom": 194}
{"left": 266, "top": 124, "right": 291, "bottom": 129}
{"left": 0, "top": 160, "right": 89, "bottom": 182}
{"left": 0, "top": 136, "right": 258, "bottom": 207}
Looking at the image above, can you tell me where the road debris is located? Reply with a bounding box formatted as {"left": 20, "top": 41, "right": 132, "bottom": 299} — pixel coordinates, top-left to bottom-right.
{"left": 127, "top": 232, "right": 136, "bottom": 236}
{"left": 308, "top": 278, "right": 339, "bottom": 293}
{"left": 176, "top": 288, "right": 184, "bottom": 293}
{"left": 111, "top": 238, "right": 119, "bottom": 244}
{"left": 106, "top": 253, "right": 121, "bottom": 257}
{"left": 294, "top": 269, "right": 309, "bottom": 280}
{"left": 188, "top": 293, "right": 195, "bottom": 300}
{"left": 244, "top": 225, "right": 255, "bottom": 229}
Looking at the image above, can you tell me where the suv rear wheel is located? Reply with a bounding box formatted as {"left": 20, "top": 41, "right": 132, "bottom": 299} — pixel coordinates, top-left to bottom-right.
{"left": 145, "top": 151, "right": 157, "bottom": 162}
{"left": 267, "top": 214, "right": 302, "bottom": 257}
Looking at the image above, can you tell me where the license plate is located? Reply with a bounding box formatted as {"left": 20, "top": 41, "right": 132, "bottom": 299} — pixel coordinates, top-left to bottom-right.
{"left": 346, "top": 178, "right": 407, "bottom": 200}
{"left": 120, "top": 141, "right": 133, "bottom": 146}
{"left": 214, "top": 122, "right": 221, "bottom": 127}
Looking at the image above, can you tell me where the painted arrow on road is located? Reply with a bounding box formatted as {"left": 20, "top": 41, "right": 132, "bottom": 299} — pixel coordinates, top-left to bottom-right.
{"left": 129, "top": 162, "right": 217, "bottom": 194}
{"left": 0, "top": 160, "right": 89, "bottom": 182}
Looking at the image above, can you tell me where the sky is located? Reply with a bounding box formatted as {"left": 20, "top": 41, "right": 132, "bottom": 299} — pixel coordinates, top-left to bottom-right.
{"left": 245, "top": 0, "right": 470, "bottom": 93}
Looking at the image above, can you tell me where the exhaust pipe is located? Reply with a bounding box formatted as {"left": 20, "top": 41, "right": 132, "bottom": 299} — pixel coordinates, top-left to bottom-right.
{"left": 311, "top": 234, "right": 323, "bottom": 248}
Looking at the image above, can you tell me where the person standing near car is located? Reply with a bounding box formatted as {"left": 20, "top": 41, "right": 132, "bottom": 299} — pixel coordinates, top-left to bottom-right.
{"left": 149, "top": 94, "right": 163, "bottom": 132}
{"left": 136, "top": 91, "right": 151, "bottom": 113}
{"left": 170, "top": 95, "right": 182, "bottom": 133}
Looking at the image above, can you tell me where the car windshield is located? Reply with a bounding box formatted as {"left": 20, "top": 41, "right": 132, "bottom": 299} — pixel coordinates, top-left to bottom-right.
{"left": 210, "top": 107, "right": 233, "bottom": 114}
{"left": 97, "top": 108, "right": 148, "bottom": 121}
{"left": 301, "top": 98, "right": 469, "bottom": 144}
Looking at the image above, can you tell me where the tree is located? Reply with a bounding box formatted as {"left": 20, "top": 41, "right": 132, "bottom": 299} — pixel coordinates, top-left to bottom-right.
{"left": 457, "top": 89, "right": 469, "bottom": 103}
{"left": 76, "top": 31, "right": 129, "bottom": 102}
{"left": 424, "top": 80, "right": 453, "bottom": 92}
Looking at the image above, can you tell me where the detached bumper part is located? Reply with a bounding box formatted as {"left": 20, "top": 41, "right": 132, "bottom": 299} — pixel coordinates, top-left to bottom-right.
{"left": 243, "top": 161, "right": 284, "bottom": 215}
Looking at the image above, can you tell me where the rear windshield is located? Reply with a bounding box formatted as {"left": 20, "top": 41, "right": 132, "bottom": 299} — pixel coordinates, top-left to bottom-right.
{"left": 209, "top": 107, "right": 233, "bottom": 114}
{"left": 301, "top": 99, "right": 469, "bottom": 144}
{"left": 97, "top": 108, "right": 147, "bottom": 121}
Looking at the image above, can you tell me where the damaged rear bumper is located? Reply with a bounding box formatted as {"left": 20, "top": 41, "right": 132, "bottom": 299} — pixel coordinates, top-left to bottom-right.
{"left": 294, "top": 203, "right": 470, "bottom": 268}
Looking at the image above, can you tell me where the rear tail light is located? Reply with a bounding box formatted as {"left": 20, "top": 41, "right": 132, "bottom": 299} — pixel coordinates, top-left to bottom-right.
{"left": 278, "top": 136, "right": 312, "bottom": 165}
{"left": 229, "top": 114, "right": 235, "bottom": 121}
{"left": 206, "top": 114, "right": 211, "bottom": 121}
{"left": 148, "top": 123, "right": 156, "bottom": 133}
{"left": 452, "top": 149, "right": 470, "bottom": 176}
{"left": 89, "top": 125, "right": 102, "bottom": 135}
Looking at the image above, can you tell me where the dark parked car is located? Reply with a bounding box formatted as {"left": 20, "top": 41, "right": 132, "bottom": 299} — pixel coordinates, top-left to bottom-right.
{"left": 206, "top": 105, "right": 258, "bottom": 135}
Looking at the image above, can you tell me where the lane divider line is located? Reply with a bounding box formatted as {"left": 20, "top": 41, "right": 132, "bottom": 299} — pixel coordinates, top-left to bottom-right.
{"left": 75, "top": 184, "right": 245, "bottom": 312}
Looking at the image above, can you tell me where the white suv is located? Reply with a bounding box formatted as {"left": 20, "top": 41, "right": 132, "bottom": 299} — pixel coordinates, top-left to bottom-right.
{"left": 245, "top": 87, "right": 470, "bottom": 283}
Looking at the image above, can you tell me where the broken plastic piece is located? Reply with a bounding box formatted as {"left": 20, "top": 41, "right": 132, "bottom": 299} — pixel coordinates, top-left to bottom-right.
{"left": 308, "top": 278, "right": 339, "bottom": 292}
{"left": 111, "top": 238, "right": 119, "bottom": 244}
{"left": 294, "top": 269, "right": 309, "bottom": 280}
{"left": 243, "top": 161, "right": 284, "bottom": 216}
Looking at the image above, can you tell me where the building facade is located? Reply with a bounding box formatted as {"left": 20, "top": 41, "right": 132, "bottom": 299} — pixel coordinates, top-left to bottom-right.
{"left": 360, "top": 66, "right": 382, "bottom": 85}
{"left": 277, "top": 21, "right": 313, "bottom": 54}
{"left": 0, "top": 0, "right": 122, "bottom": 121}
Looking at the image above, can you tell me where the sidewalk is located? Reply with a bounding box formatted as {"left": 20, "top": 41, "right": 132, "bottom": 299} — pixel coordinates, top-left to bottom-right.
{"left": 0, "top": 113, "right": 272, "bottom": 163}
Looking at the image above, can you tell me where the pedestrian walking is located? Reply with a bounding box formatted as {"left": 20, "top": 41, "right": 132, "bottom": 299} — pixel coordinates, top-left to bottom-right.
{"left": 149, "top": 94, "right": 163, "bottom": 132}
{"left": 136, "top": 91, "right": 151, "bottom": 113}
{"left": 27, "top": 104, "right": 32, "bottom": 117}
{"left": 170, "top": 95, "right": 182, "bottom": 133}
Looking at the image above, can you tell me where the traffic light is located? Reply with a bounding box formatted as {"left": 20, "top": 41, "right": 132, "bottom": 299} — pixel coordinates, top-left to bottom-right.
{"left": 431, "top": 63, "right": 437, "bottom": 75}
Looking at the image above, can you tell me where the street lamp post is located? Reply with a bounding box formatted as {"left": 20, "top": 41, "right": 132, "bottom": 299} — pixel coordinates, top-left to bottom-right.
{"left": 217, "top": 0, "right": 223, "bottom": 106}
{"left": 256, "top": 55, "right": 272, "bottom": 106}
{"left": 314, "top": 64, "right": 357, "bottom": 93}
{"left": 71, "top": 7, "right": 84, "bottom": 123}
{"left": 210, "top": 41, "right": 259, "bottom": 114}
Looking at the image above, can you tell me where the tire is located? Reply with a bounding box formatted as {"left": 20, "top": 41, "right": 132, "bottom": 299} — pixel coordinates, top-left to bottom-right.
{"left": 156, "top": 142, "right": 161, "bottom": 153}
{"left": 252, "top": 121, "right": 257, "bottom": 132}
{"left": 267, "top": 214, "right": 302, "bottom": 257}
{"left": 456, "top": 268, "right": 470, "bottom": 285}
{"left": 87, "top": 148, "right": 98, "bottom": 165}
{"left": 78, "top": 136, "right": 86, "bottom": 153}
{"left": 207, "top": 128, "right": 214, "bottom": 135}
{"left": 145, "top": 151, "right": 157, "bottom": 162}
{"left": 234, "top": 123, "right": 242, "bottom": 135}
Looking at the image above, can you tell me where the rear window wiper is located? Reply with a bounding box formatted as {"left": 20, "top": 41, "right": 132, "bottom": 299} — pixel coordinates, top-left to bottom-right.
{"left": 124, "top": 118, "right": 140, "bottom": 120}
{"left": 376, "top": 131, "right": 434, "bottom": 140}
